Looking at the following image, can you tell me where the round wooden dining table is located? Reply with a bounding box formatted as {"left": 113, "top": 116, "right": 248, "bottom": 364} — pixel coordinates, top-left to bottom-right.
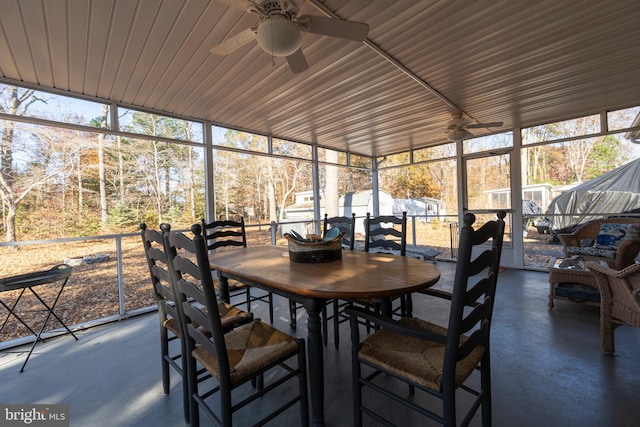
{"left": 210, "top": 246, "right": 441, "bottom": 426}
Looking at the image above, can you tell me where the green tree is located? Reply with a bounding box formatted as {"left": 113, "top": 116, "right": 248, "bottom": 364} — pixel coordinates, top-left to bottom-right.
{"left": 586, "top": 135, "right": 627, "bottom": 179}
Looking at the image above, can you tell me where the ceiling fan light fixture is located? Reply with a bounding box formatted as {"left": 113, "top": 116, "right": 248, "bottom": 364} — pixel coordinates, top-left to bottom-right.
{"left": 256, "top": 14, "right": 301, "bottom": 57}
{"left": 447, "top": 129, "right": 471, "bottom": 141}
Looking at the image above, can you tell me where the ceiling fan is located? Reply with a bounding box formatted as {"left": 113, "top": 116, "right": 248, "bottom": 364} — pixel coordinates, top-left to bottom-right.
{"left": 445, "top": 113, "right": 504, "bottom": 141}
{"left": 210, "top": 0, "right": 369, "bottom": 73}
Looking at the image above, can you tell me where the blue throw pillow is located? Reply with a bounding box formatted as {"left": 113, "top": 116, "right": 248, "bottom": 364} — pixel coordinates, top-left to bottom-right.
{"left": 596, "top": 223, "right": 634, "bottom": 248}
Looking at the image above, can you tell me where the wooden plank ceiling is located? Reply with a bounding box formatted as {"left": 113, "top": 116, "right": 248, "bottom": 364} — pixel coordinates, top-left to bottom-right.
{"left": 1, "top": 0, "right": 639, "bottom": 157}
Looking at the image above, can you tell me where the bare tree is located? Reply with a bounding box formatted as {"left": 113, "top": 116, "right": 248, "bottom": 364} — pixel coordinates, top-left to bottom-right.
{"left": 0, "top": 87, "right": 48, "bottom": 241}
{"left": 116, "top": 135, "right": 125, "bottom": 203}
{"left": 182, "top": 123, "right": 196, "bottom": 219}
{"left": 125, "top": 112, "right": 191, "bottom": 223}
{"left": 74, "top": 131, "right": 84, "bottom": 213}
{"left": 267, "top": 162, "right": 277, "bottom": 221}
{"left": 98, "top": 104, "right": 109, "bottom": 223}
{"left": 214, "top": 149, "right": 235, "bottom": 220}
{"left": 270, "top": 157, "right": 311, "bottom": 222}
{"left": 563, "top": 139, "right": 594, "bottom": 182}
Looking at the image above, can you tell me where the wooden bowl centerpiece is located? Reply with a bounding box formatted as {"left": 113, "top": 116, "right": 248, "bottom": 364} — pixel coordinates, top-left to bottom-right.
{"left": 284, "top": 229, "right": 344, "bottom": 263}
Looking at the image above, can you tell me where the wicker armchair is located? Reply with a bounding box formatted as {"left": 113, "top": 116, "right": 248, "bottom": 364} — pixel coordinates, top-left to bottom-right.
{"left": 557, "top": 218, "right": 640, "bottom": 270}
{"left": 586, "top": 262, "right": 640, "bottom": 354}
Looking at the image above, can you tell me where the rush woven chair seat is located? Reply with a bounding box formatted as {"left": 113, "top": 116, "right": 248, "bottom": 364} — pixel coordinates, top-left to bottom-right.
{"left": 346, "top": 210, "right": 506, "bottom": 427}
{"left": 192, "top": 321, "right": 301, "bottom": 386}
{"left": 585, "top": 262, "right": 640, "bottom": 354}
{"left": 355, "top": 317, "right": 484, "bottom": 390}
{"left": 202, "top": 217, "right": 275, "bottom": 323}
{"left": 166, "top": 224, "right": 308, "bottom": 427}
{"left": 140, "top": 223, "right": 251, "bottom": 425}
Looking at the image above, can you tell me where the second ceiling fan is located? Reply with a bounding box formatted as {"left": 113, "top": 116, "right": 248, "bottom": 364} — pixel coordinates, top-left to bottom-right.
{"left": 211, "top": 0, "right": 369, "bottom": 73}
{"left": 445, "top": 113, "right": 504, "bottom": 141}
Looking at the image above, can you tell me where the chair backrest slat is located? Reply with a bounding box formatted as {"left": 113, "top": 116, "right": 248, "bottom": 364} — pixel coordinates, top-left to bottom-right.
{"left": 201, "top": 217, "right": 247, "bottom": 251}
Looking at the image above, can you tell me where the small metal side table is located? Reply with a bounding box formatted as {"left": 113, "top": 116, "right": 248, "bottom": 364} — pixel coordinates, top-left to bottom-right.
{"left": 0, "top": 264, "right": 78, "bottom": 372}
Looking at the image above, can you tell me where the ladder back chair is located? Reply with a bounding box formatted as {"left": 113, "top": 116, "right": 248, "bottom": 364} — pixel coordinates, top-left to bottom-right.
{"left": 363, "top": 211, "right": 411, "bottom": 318}
{"left": 364, "top": 211, "right": 407, "bottom": 256}
{"left": 325, "top": 212, "right": 357, "bottom": 250}
{"left": 322, "top": 213, "right": 357, "bottom": 348}
{"left": 166, "top": 224, "right": 309, "bottom": 427}
{"left": 140, "top": 222, "right": 190, "bottom": 424}
{"left": 346, "top": 210, "right": 506, "bottom": 427}
{"left": 141, "top": 223, "right": 252, "bottom": 425}
{"left": 202, "top": 217, "right": 274, "bottom": 323}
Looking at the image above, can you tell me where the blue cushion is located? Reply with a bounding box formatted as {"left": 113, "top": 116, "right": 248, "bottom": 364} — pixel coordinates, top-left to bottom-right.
{"left": 596, "top": 223, "right": 636, "bottom": 248}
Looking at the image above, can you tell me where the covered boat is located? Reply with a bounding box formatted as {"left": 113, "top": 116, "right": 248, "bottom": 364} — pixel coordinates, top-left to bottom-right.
{"left": 546, "top": 158, "right": 640, "bottom": 231}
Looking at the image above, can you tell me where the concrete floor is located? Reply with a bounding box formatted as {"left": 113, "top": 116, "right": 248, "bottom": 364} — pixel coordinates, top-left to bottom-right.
{"left": 1, "top": 261, "right": 639, "bottom": 426}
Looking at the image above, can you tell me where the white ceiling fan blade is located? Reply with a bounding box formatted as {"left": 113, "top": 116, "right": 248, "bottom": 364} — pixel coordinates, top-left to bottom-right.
{"left": 297, "top": 15, "right": 369, "bottom": 41}
{"left": 286, "top": 48, "right": 309, "bottom": 73}
{"left": 210, "top": 27, "right": 257, "bottom": 55}
{"left": 466, "top": 121, "right": 504, "bottom": 129}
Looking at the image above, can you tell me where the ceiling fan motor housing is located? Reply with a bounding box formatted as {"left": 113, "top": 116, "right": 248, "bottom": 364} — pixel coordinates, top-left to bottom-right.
{"left": 260, "top": 1, "right": 299, "bottom": 19}
{"left": 447, "top": 113, "right": 469, "bottom": 129}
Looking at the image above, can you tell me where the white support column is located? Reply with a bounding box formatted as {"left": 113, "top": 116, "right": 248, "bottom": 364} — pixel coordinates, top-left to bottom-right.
{"left": 204, "top": 122, "right": 215, "bottom": 222}
{"left": 456, "top": 140, "right": 466, "bottom": 222}
{"left": 312, "top": 145, "right": 321, "bottom": 234}
{"left": 372, "top": 157, "right": 380, "bottom": 216}
{"left": 511, "top": 127, "right": 525, "bottom": 269}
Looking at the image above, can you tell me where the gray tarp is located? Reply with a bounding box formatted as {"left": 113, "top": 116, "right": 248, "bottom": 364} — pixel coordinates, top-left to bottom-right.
{"left": 523, "top": 199, "right": 542, "bottom": 216}
{"left": 546, "top": 158, "right": 640, "bottom": 230}
{"left": 523, "top": 199, "right": 543, "bottom": 230}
